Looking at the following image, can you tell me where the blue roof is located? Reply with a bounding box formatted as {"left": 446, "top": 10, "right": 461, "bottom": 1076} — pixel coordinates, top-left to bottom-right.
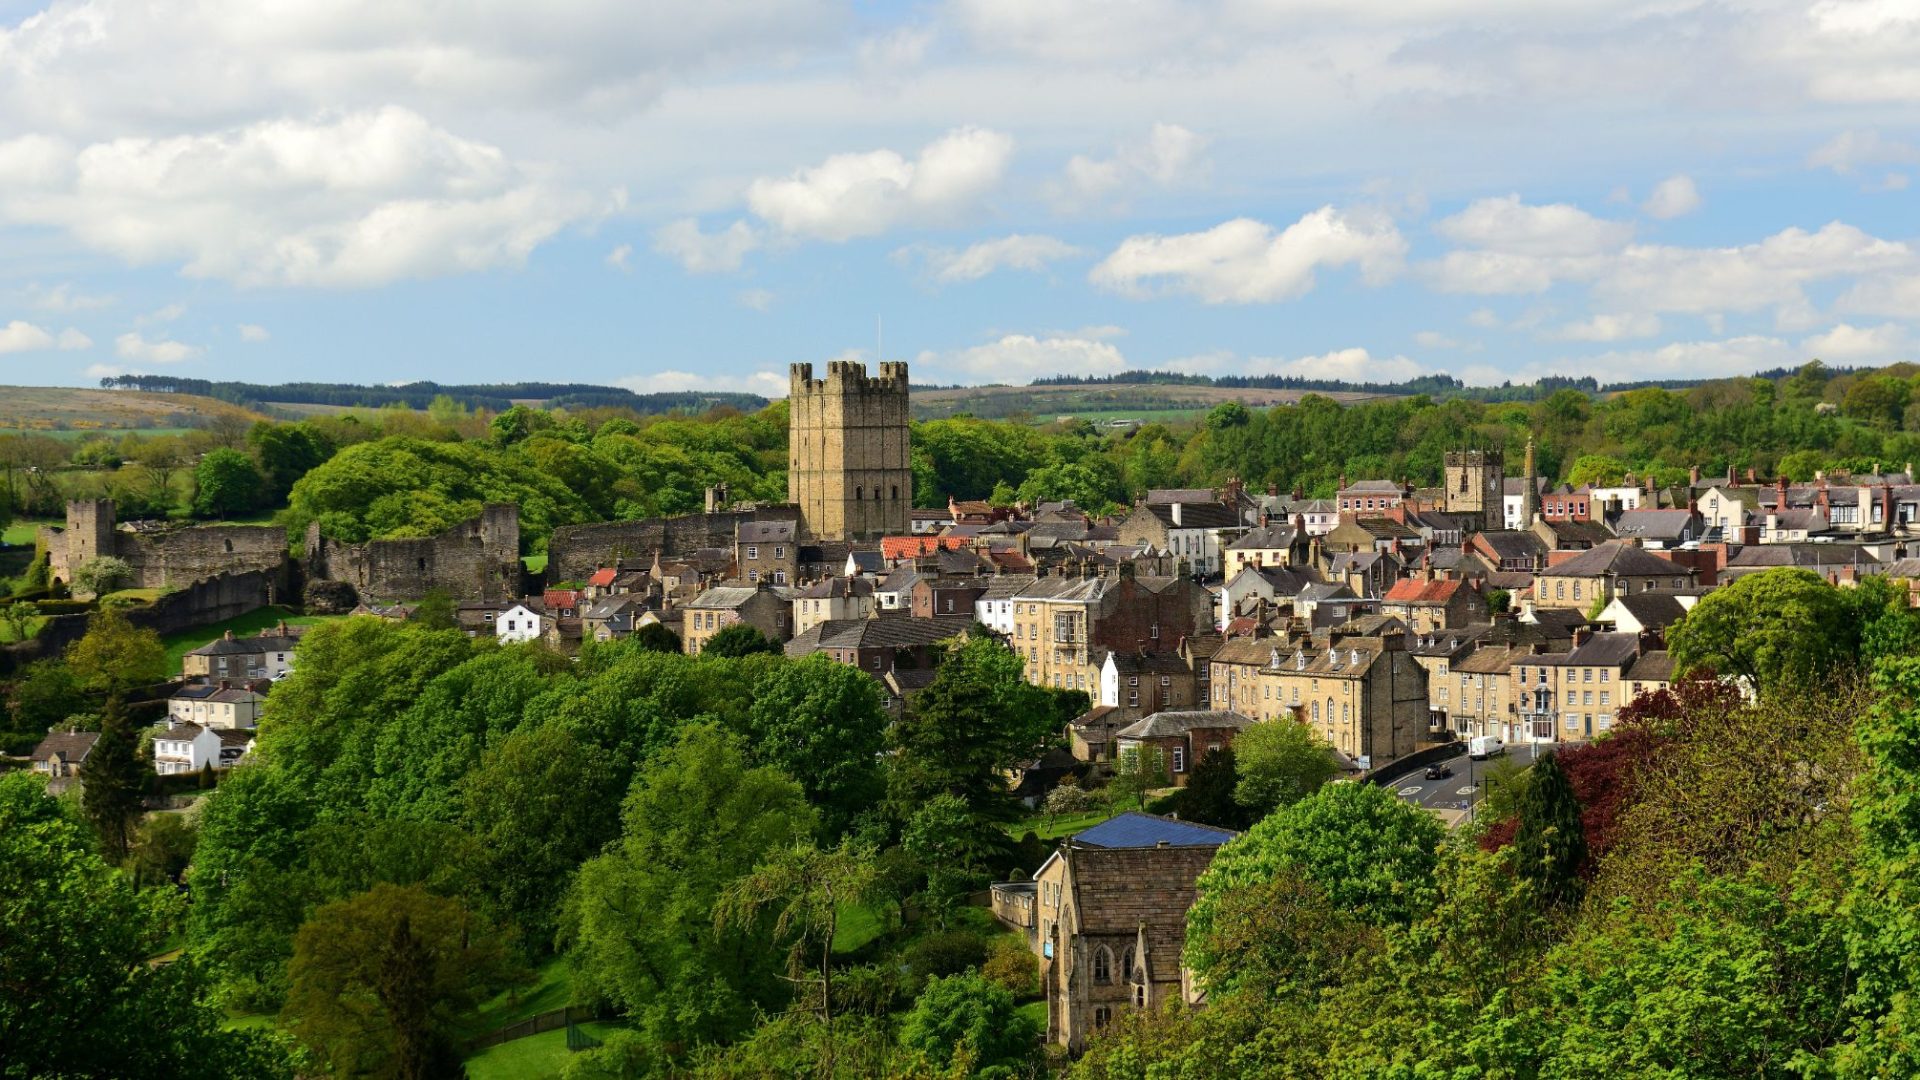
{"left": 1071, "top": 812, "right": 1234, "bottom": 850}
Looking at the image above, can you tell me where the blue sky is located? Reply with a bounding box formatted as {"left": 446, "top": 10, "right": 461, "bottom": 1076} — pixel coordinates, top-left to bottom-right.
{"left": 2, "top": 0, "right": 1918, "bottom": 396}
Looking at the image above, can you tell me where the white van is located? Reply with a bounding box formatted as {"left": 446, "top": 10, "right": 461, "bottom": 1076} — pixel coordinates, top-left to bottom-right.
{"left": 1468, "top": 736, "right": 1506, "bottom": 760}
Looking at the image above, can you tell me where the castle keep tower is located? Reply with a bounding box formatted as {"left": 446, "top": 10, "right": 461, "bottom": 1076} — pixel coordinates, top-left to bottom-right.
{"left": 788, "top": 361, "right": 912, "bottom": 540}
{"left": 1443, "top": 448, "right": 1505, "bottom": 532}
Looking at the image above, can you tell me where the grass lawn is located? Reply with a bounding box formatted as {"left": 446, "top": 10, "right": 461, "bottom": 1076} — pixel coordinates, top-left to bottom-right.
{"left": 463, "top": 1021, "right": 627, "bottom": 1080}
{"left": 523, "top": 554, "right": 548, "bottom": 575}
{"left": 1007, "top": 796, "right": 1149, "bottom": 842}
{"left": 1015, "top": 999, "right": 1048, "bottom": 1031}
{"left": 162, "top": 605, "right": 336, "bottom": 674}
{"left": 833, "top": 901, "right": 894, "bottom": 955}
{"left": 462, "top": 956, "right": 575, "bottom": 1040}
{"left": 2, "top": 521, "right": 53, "bottom": 546}
{"left": 222, "top": 1011, "right": 276, "bottom": 1033}
{"left": 0, "top": 614, "right": 47, "bottom": 643}
{"left": 102, "top": 587, "right": 167, "bottom": 604}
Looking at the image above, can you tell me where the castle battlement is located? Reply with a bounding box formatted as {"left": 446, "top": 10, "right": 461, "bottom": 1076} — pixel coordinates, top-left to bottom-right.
{"left": 788, "top": 360, "right": 911, "bottom": 541}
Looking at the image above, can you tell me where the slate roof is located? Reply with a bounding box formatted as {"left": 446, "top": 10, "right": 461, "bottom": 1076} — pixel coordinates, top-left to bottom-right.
{"left": 1338, "top": 480, "right": 1407, "bottom": 495}
{"left": 1725, "top": 544, "right": 1883, "bottom": 569}
{"left": 1612, "top": 509, "right": 1697, "bottom": 541}
{"left": 1541, "top": 541, "right": 1689, "bottom": 579}
{"left": 170, "top": 684, "right": 264, "bottom": 705}
{"left": 30, "top": 731, "right": 97, "bottom": 764}
{"left": 1533, "top": 631, "right": 1642, "bottom": 668}
{"left": 1071, "top": 811, "right": 1237, "bottom": 850}
{"left": 1625, "top": 650, "right": 1676, "bottom": 682}
{"left": 1227, "top": 523, "right": 1300, "bottom": 551}
{"left": 187, "top": 628, "right": 304, "bottom": 656}
{"left": 785, "top": 617, "right": 958, "bottom": 655}
{"left": 1605, "top": 592, "right": 1688, "bottom": 629}
{"left": 737, "top": 520, "right": 798, "bottom": 543}
{"left": 688, "top": 586, "right": 764, "bottom": 610}
{"left": 1147, "top": 488, "right": 1220, "bottom": 505}
{"left": 1479, "top": 530, "right": 1548, "bottom": 563}
{"left": 1137, "top": 501, "right": 1242, "bottom": 530}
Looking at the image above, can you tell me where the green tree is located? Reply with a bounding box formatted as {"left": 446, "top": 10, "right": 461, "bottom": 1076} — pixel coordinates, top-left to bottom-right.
{"left": 744, "top": 656, "right": 890, "bottom": 837}
{"left": 1187, "top": 782, "right": 1444, "bottom": 983}
{"left": 1669, "top": 567, "right": 1855, "bottom": 694}
{"left": 1566, "top": 453, "right": 1630, "bottom": 488}
{"left": 488, "top": 404, "right": 553, "bottom": 445}
{"left": 566, "top": 724, "right": 817, "bottom": 1050}
{"left": 1233, "top": 719, "right": 1338, "bottom": 818}
{"left": 1512, "top": 751, "right": 1587, "bottom": 908}
{"left": 248, "top": 421, "right": 334, "bottom": 503}
{"left": 81, "top": 697, "right": 148, "bottom": 862}
{"left": 0, "top": 772, "right": 294, "bottom": 1079}
{"left": 890, "top": 634, "right": 1057, "bottom": 828}
{"left": 7, "top": 659, "right": 80, "bottom": 732}
{"left": 704, "top": 622, "right": 779, "bottom": 657}
{"left": 715, "top": 840, "right": 882, "bottom": 1076}
{"left": 192, "top": 447, "right": 264, "bottom": 518}
{"left": 632, "top": 621, "right": 682, "bottom": 653}
{"left": 128, "top": 809, "right": 198, "bottom": 888}
{"left": 65, "top": 606, "right": 168, "bottom": 695}
{"left": 458, "top": 723, "right": 622, "bottom": 944}
{"left": 282, "top": 882, "right": 522, "bottom": 1079}
{"left": 0, "top": 600, "right": 40, "bottom": 643}
{"left": 901, "top": 793, "right": 1005, "bottom": 920}
{"left": 1111, "top": 744, "right": 1171, "bottom": 810}
{"left": 70, "top": 554, "right": 134, "bottom": 598}
{"left": 1172, "top": 746, "right": 1249, "bottom": 830}
{"left": 898, "top": 971, "right": 1040, "bottom": 1075}
{"left": 409, "top": 587, "right": 456, "bottom": 630}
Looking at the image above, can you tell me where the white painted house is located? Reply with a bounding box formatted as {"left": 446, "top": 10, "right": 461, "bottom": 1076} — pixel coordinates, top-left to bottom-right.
{"left": 496, "top": 603, "right": 545, "bottom": 644}
{"left": 153, "top": 723, "right": 254, "bottom": 775}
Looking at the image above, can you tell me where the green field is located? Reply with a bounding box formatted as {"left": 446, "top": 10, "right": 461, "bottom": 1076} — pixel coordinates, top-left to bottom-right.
{"left": 464, "top": 1021, "right": 628, "bottom": 1080}
{"left": 162, "top": 606, "right": 338, "bottom": 674}
{"left": 463, "top": 957, "right": 576, "bottom": 1041}
{"left": 0, "top": 426, "right": 199, "bottom": 440}
{"left": 2, "top": 521, "right": 53, "bottom": 546}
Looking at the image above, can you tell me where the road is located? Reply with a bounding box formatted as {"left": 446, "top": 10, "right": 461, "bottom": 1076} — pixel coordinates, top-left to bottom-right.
{"left": 1389, "top": 743, "right": 1543, "bottom": 822}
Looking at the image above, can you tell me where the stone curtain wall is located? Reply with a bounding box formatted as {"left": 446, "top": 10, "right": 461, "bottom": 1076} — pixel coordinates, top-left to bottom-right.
{"left": 304, "top": 504, "right": 521, "bottom": 604}
{"left": 544, "top": 506, "right": 802, "bottom": 583}
{"left": 43, "top": 500, "right": 288, "bottom": 589}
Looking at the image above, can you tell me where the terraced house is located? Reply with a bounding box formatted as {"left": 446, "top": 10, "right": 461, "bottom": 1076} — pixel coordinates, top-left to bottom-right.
{"left": 1208, "top": 629, "right": 1429, "bottom": 767}
{"left": 1008, "top": 572, "right": 1211, "bottom": 693}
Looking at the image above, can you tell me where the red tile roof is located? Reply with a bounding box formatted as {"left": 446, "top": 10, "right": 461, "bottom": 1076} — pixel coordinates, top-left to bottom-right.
{"left": 880, "top": 535, "right": 967, "bottom": 560}
{"left": 587, "top": 568, "right": 618, "bottom": 587}
{"left": 1383, "top": 578, "right": 1463, "bottom": 604}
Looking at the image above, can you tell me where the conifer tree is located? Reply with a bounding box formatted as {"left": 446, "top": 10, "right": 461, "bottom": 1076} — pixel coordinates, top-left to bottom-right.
{"left": 81, "top": 696, "right": 146, "bottom": 862}
{"left": 1513, "top": 751, "right": 1586, "bottom": 908}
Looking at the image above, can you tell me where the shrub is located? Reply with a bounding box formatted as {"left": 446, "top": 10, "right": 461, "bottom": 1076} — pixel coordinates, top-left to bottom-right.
{"left": 980, "top": 935, "right": 1039, "bottom": 999}
{"left": 902, "top": 929, "right": 988, "bottom": 991}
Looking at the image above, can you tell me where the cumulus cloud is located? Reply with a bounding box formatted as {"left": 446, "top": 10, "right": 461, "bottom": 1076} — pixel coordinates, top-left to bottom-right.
{"left": 1249, "top": 347, "right": 1427, "bottom": 384}
{"left": 617, "top": 369, "right": 790, "bottom": 398}
{"left": 1554, "top": 335, "right": 1798, "bottom": 380}
{"left": 1435, "top": 195, "right": 1633, "bottom": 257}
{"left": 1838, "top": 273, "right": 1920, "bottom": 316}
{"left": 1546, "top": 312, "right": 1662, "bottom": 342}
{"left": 0, "top": 108, "right": 597, "bottom": 287}
{"left": 115, "top": 331, "right": 202, "bottom": 362}
{"left": 1799, "top": 321, "right": 1912, "bottom": 362}
{"left": 237, "top": 324, "right": 270, "bottom": 342}
{"left": 58, "top": 329, "right": 94, "bottom": 350}
{"left": 744, "top": 127, "right": 1013, "bottom": 242}
{"left": 0, "top": 321, "right": 57, "bottom": 354}
{"left": 918, "top": 333, "right": 1128, "bottom": 382}
{"left": 1414, "top": 330, "right": 1472, "bottom": 349}
{"left": 902, "top": 234, "right": 1084, "bottom": 283}
{"left": 604, "top": 243, "right": 633, "bottom": 272}
{"left": 1055, "top": 123, "right": 1211, "bottom": 207}
{"left": 1641, "top": 175, "right": 1702, "bottom": 219}
{"left": 652, "top": 219, "right": 760, "bottom": 273}
{"left": 1091, "top": 207, "right": 1406, "bottom": 304}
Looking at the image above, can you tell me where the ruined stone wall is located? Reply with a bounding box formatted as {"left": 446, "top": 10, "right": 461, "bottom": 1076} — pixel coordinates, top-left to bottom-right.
{"left": 788, "top": 361, "right": 912, "bottom": 541}
{"left": 305, "top": 504, "right": 520, "bottom": 603}
{"left": 43, "top": 500, "right": 288, "bottom": 590}
{"left": 4, "top": 568, "right": 283, "bottom": 675}
{"left": 544, "top": 506, "right": 802, "bottom": 583}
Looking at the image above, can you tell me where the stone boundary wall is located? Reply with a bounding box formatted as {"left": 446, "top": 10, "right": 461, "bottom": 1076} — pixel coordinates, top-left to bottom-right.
{"left": 544, "top": 505, "right": 802, "bottom": 583}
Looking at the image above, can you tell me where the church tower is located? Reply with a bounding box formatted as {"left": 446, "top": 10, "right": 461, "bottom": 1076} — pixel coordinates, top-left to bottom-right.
{"left": 788, "top": 361, "right": 912, "bottom": 540}
{"left": 1443, "top": 447, "right": 1505, "bottom": 533}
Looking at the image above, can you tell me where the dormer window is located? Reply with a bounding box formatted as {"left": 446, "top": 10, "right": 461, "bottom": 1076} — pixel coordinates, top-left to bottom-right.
{"left": 1294, "top": 650, "right": 1306, "bottom": 671}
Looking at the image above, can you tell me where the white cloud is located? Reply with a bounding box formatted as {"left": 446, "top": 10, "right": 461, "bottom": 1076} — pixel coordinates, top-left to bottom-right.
{"left": 1838, "top": 273, "right": 1920, "bottom": 316}
{"left": 1553, "top": 335, "right": 1798, "bottom": 380}
{"left": 652, "top": 218, "right": 761, "bottom": 273}
{"left": 1414, "top": 330, "right": 1469, "bottom": 349}
{"left": 58, "top": 328, "right": 93, "bottom": 350}
{"left": 1595, "top": 222, "right": 1913, "bottom": 315}
{"left": 1055, "top": 123, "right": 1211, "bottom": 207}
{"left": 0, "top": 321, "right": 57, "bottom": 354}
{"left": 114, "top": 331, "right": 202, "bottom": 362}
{"left": 85, "top": 363, "right": 135, "bottom": 380}
{"left": 1807, "top": 129, "right": 1920, "bottom": 174}
{"left": 0, "top": 108, "right": 597, "bottom": 287}
{"left": 21, "top": 282, "right": 113, "bottom": 312}
{"left": 1091, "top": 207, "right": 1406, "bottom": 304}
{"left": 1799, "top": 321, "right": 1912, "bottom": 362}
{"left": 1435, "top": 195, "right": 1633, "bottom": 257}
{"left": 919, "top": 333, "right": 1128, "bottom": 382}
{"left": 616, "top": 369, "right": 790, "bottom": 398}
{"left": 903, "top": 234, "right": 1084, "bottom": 283}
{"left": 1642, "top": 175, "right": 1701, "bottom": 219}
{"left": 1247, "top": 347, "right": 1427, "bottom": 384}
{"left": 1467, "top": 307, "right": 1502, "bottom": 328}
{"left": 139, "top": 302, "right": 186, "bottom": 325}
{"left": 736, "top": 288, "right": 774, "bottom": 312}
{"left": 858, "top": 26, "right": 934, "bottom": 74}
{"left": 744, "top": 126, "right": 1013, "bottom": 242}
{"left": 1546, "top": 312, "right": 1662, "bottom": 342}
{"left": 237, "top": 324, "right": 270, "bottom": 342}
{"left": 604, "top": 243, "right": 633, "bottom": 272}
